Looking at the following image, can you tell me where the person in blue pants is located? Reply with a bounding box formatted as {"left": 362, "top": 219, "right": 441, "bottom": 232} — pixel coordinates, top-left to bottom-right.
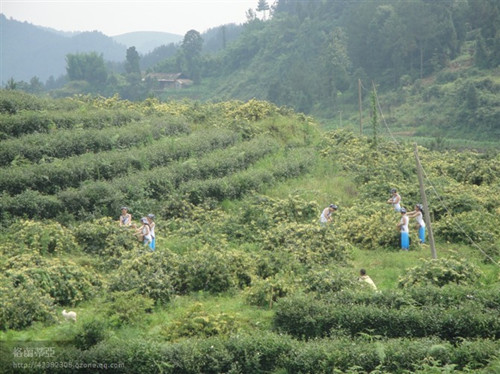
{"left": 407, "top": 204, "right": 426, "bottom": 244}
{"left": 397, "top": 208, "right": 410, "bottom": 250}
{"left": 146, "top": 214, "right": 156, "bottom": 250}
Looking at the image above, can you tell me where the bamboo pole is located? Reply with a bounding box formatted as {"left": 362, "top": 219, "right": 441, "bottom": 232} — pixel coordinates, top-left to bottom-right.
{"left": 414, "top": 143, "right": 437, "bottom": 259}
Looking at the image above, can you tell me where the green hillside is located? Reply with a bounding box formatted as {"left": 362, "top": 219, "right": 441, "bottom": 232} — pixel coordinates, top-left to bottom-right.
{"left": 144, "top": 0, "right": 500, "bottom": 144}
{"left": 0, "top": 91, "right": 499, "bottom": 373}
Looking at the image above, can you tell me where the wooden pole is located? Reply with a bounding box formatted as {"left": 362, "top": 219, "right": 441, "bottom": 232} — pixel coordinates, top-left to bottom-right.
{"left": 358, "top": 79, "right": 363, "bottom": 135}
{"left": 414, "top": 143, "right": 437, "bottom": 259}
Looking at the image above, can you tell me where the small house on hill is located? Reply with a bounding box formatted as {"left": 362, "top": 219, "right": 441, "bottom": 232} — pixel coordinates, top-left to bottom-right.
{"left": 142, "top": 73, "right": 193, "bottom": 90}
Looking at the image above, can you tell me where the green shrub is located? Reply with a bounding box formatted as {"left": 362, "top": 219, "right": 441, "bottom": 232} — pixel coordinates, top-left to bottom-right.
{"left": 336, "top": 203, "right": 403, "bottom": 250}
{"left": 261, "top": 222, "right": 352, "bottom": 265}
{"left": 104, "top": 291, "right": 154, "bottom": 327}
{"left": 0, "top": 90, "right": 46, "bottom": 114}
{"left": 225, "top": 332, "right": 295, "bottom": 373}
{"left": 109, "top": 251, "right": 179, "bottom": 304}
{"left": 0, "top": 277, "right": 56, "bottom": 330}
{"left": 73, "top": 217, "right": 142, "bottom": 269}
{"left": 273, "top": 294, "right": 500, "bottom": 341}
{"left": 177, "top": 247, "right": 241, "bottom": 294}
{"left": 74, "top": 319, "right": 108, "bottom": 350}
{"left": 398, "top": 256, "right": 482, "bottom": 288}
{"left": 302, "top": 265, "right": 358, "bottom": 294}
{"left": 0, "top": 189, "right": 63, "bottom": 221}
{"left": 244, "top": 272, "right": 300, "bottom": 307}
{"left": 163, "top": 302, "right": 237, "bottom": 340}
{"left": 3, "top": 219, "right": 78, "bottom": 255}
{"left": 3, "top": 253, "right": 101, "bottom": 306}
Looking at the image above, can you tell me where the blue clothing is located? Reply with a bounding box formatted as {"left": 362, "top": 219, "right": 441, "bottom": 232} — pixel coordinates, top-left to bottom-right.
{"left": 401, "top": 232, "right": 409, "bottom": 250}
{"left": 418, "top": 226, "right": 425, "bottom": 243}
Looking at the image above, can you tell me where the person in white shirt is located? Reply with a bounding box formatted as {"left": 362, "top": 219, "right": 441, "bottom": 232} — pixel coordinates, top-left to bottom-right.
{"left": 407, "top": 203, "right": 426, "bottom": 244}
{"left": 119, "top": 206, "right": 132, "bottom": 227}
{"left": 136, "top": 217, "right": 152, "bottom": 248}
{"left": 146, "top": 214, "right": 156, "bottom": 250}
{"left": 320, "top": 204, "right": 337, "bottom": 226}
{"left": 397, "top": 208, "right": 410, "bottom": 250}
{"left": 387, "top": 188, "right": 402, "bottom": 212}
{"left": 359, "top": 268, "right": 377, "bottom": 291}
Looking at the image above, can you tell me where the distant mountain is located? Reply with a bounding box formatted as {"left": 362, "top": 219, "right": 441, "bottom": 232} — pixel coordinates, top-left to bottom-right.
{"left": 111, "top": 31, "right": 183, "bottom": 54}
{"left": 0, "top": 14, "right": 127, "bottom": 83}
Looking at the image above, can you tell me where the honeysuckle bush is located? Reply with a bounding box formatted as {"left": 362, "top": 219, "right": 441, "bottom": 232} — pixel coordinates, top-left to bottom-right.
{"left": 244, "top": 271, "right": 301, "bottom": 307}
{"left": 103, "top": 290, "right": 155, "bottom": 328}
{"left": 1, "top": 219, "right": 78, "bottom": 255}
{"left": 72, "top": 217, "right": 144, "bottom": 270}
{"left": 0, "top": 277, "right": 56, "bottom": 330}
{"left": 162, "top": 302, "right": 238, "bottom": 341}
{"left": 398, "top": 256, "right": 482, "bottom": 288}
{"left": 319, "top": 129, "right": 500, "bottom": 252}
{"left": 108, "top": 251, "right": 179, "bottom": 305}
{"left": 2, "top": 253, "right": 102, "bottom": 306}
{"left": 335, "top": 203, "right": 402, "bottom": 250}
{"left": 260, "top": 222, "right": 352, "bottom": 265}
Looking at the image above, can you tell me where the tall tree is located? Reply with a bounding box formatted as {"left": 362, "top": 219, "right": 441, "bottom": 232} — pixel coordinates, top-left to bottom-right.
{"left": 320, "top": 27, "right": 351, "bottom": 103}
{"left": 125, "top": 46, "right": 141, "bottom": 74}
{"left": 181, "top": 29, "right": 203, "bottom": 83}
{"left": 66, "top": 52, "right": 107, "bottom": 85}
{"left": 257, "top": 0, "right": 270, "bottom": 20}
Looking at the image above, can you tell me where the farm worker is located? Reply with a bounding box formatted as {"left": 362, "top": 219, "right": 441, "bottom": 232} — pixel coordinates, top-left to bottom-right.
{"left": 320, "top": 204, "right": 337, "bottom": 226}
{"left": 146, "top": 214, "right": 156, "bottom": 250}
{"left": 407, "top": 203, "right": 426, "bottom": 244}
{"left": 119, "top": 206, "right": 132, "bottom": 227}
{"left": 397, "top": 208, "right": 410, "bottom": 250}
{"left": 387, "top": 188, "right": 402, "bottom": 212}
{"left": 358, "top": 269, "right": 377, "bottom": 290}
{"left": 136, "top": 217, "right": 153, "bottom": 248}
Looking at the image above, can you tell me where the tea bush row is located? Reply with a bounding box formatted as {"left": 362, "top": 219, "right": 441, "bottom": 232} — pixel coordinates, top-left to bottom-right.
{"left": 0, "top": 128, "right": 240, "bottom": 195}
{"left": 320, "top": 284, "right": 500, "bottom": 310}
{"left": 0, "top": 135, "right": 286, "bottom": 220}
{"left": 179, "top": 148, "right": 315, "bottom": 205}
{"left": 5, "top": 333, "right": 499, "bottom": 373}
{"left": 0, "top": 90, "right": 50, "bottom": 114}
{"left": 0, "top": 116, "right": 190, "bottom": 166}
{"left": 0, "top": 108, "right": 143, "bottom": 137}
{"left": 273, "top": 294, "right": 500, "bottom": 341}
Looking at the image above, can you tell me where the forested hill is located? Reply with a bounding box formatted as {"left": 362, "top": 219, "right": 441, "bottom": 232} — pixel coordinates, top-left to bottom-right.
{"left": 190, "top": 0, "right": 500, "bottom": 141}
{"left": 3, "top": 1, "right": 500, "bottom": 141}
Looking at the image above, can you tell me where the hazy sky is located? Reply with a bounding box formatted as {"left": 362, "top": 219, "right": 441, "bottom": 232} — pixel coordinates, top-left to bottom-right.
{"left": 1, "top": 0, "right": 260, "bottom": 36}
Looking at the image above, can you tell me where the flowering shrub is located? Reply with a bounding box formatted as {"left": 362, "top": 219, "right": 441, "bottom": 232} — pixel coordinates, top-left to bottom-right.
{"left": 163, "top": 303, "right": 237, "bottom": 340}
{"left": 0, "top": 277, "right": 56, "bottom": 330}
{"left": 3, "top": 253, "right": 101, "bottom": 305}
{"left": 398, "top": 256, "right": 482, "bottom": 288}
{"left": 4, "top": 219, "right": 77, "bottom": 255}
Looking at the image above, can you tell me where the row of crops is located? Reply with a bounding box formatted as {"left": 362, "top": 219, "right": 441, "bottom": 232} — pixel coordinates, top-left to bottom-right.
{"left": 1, "top": 90, "right": 500, "bottom": 373}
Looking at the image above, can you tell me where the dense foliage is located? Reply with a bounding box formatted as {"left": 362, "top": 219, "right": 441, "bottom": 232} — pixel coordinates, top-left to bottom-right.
{"left": 0, "top": 92, "right": 499, "bottom": 373}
